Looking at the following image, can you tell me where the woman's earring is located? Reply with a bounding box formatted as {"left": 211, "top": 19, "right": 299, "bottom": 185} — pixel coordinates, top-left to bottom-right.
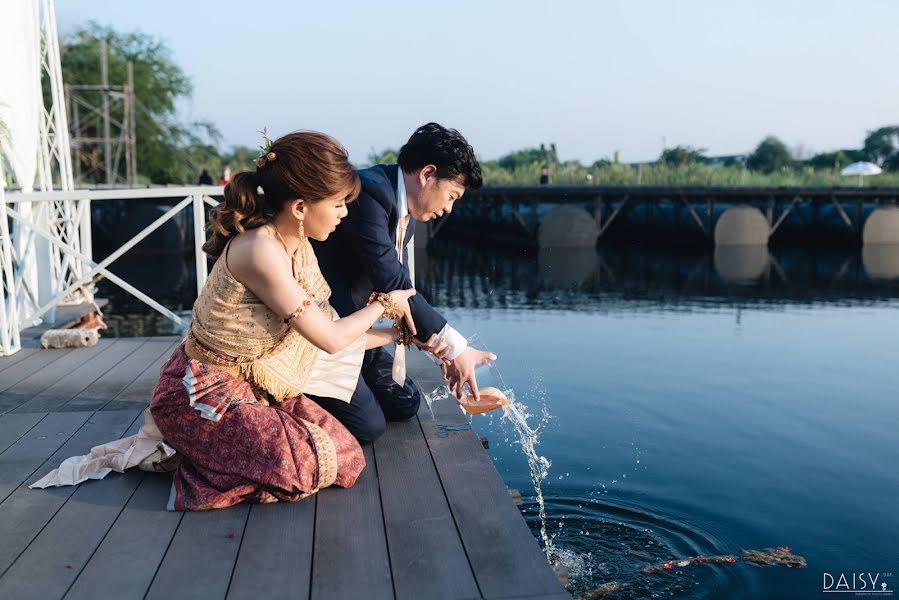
{"left": 298, "top": 220, "right": 305, "bottom": 239}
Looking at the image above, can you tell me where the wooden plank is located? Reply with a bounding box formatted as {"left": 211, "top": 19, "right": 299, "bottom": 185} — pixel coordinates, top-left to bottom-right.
{"left": 0, "top": 338, "right": 122, "bottom": 414}
{"left": 422, "top": 396, "right": 565, "bottom": 599}
{"left": 311, "top": 444, "right": 392, "bottom": 600}
{"left": 65, "top": 475, "right": 183, "bottom": 600}
{"left": 0, "top": 409, "right": 143, "bottom": 575}
{"left": 0, "top": 347, "right": 40, "bottom": 374}
{"left": 0, "top": 340, "right": 115, "bottom": 412}
{"left": 102, "top": 337, "right": 181, "bottom": 409}
{"left": 0, "top": 470, "right": 144, "bottom": 600}
{"left": 8, "top": 338, "right": 144, "bottom": 413}
{"left": 0, "top": 411, "right": 93, "bottom": 504}
{"left": 0, "top": 348, "right": 73, "bottom": 394}
{"left": 375, "top": 417, "right": 480, "bottom": 600}
{"left": 0, "top": 412, "right": 45, "bottom": 455}
{"left": 57, "top": 337, "right": 165, "bottom": 411}
{"left": 144, "top": 505, "right": 250, "bottom": 600}
{"left": 226, "top": 498, "right": 316, "bottom": 600}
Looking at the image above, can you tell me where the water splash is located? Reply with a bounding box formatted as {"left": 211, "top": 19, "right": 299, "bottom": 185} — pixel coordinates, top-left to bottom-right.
{"left": 424, "top": 376, "right": 556, "bottom": 559}
{"left": 423, "top": 343, "right": 557, "bottom": 562}
{"left": 501, "top": 390, "right": 555, "bottom": 559}
{"left": 423, "top": 383, "right": 446, "bottom": 420}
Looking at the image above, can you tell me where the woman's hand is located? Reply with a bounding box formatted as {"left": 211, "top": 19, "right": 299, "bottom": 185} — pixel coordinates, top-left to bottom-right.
{"left": 387, "top": 288, "right": 417, "bottom": 336}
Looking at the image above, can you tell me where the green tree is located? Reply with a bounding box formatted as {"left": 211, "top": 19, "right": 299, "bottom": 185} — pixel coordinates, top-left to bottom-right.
{"left": 863, "top": 126, "right": 899, "bottom": 168}
{"left": 807, "top": 149, "right": 865, "bottom": 170}
{"left": 659, "top": 145, "right": 706, "bottom": 167}
{"left": 365, "top": 148, "right": 399, "bottom": 167}
{"left": 60, "top": 22, "right": 220, "bottom": 184}
{"left": 496, "top": 143, "right": 557, "bottom": 171}
{"left": 747, "top": 136, "right": 792, "bottom": 173}
{"left": 223, "top": 145, "right": 261, "bottom": 173}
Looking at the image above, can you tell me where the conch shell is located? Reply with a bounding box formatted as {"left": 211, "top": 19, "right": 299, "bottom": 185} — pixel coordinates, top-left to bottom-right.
{"left": 457, "top": 386, "right": 510, "bottom": 415}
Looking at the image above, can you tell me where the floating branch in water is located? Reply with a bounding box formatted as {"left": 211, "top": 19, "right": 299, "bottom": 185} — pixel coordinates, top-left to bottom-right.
{"left": 575, "top": 547, "right": 806, "bottom": 599}
{"left": 574, "top": 581, "right": 621, "bottom": 599}
{"left": 641, "top": 546, "right": 805, "bottom": 574}
{"left": 640, "top": 554, "right": 737, "bottom": 574}
{"left": 741, "top": 546, "right": 806, "bottom": 568}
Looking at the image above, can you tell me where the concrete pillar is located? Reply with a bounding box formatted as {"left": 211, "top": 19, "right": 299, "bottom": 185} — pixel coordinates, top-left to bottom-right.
{"left": 713, "top": 205, "right": 770, "bottom": 246}
{"left": 537, "top": 206, "right": 599, "bottom": 247}
{"left": 862, "top": 207, "right": 899, "bottom": 244}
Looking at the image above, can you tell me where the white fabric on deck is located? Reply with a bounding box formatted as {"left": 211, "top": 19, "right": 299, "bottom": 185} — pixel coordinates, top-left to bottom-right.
{"left": 29, "top": 409, "right": 177, "bottom": 488}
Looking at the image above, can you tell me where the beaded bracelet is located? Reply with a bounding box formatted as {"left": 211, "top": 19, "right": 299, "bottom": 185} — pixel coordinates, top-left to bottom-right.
{"left": 283, "top": 298, "right": 313, "bottom": 322}
{"left": 394, "top": 319, "right": 415, "bottom": 346}
{"left": 367, "top": 291, "right": 400, "bottom": 320}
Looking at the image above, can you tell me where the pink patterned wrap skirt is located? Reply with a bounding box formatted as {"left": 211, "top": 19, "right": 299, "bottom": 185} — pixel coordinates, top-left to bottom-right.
{"left": 149, "top": 345, "right": 365, "bottom": 511}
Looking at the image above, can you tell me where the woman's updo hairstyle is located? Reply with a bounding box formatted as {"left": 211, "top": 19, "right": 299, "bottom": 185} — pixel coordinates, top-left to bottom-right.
{"left": 203, "top": 131, "right": 361, "bottom": 258}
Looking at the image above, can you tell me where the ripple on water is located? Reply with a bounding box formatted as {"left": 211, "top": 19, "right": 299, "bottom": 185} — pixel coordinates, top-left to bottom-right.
{"left": 521, "top": 496, "right": 757, "bottom": 599}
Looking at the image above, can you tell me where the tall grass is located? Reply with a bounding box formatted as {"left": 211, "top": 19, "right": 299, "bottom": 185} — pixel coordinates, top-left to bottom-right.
{"left": 482, "top": 162, "right": 899, "bottom": 187}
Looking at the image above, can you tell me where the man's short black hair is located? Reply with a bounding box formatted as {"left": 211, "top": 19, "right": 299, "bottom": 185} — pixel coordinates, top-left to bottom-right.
{"left": 397, "top": 123, "right": 482, "bottom": 189}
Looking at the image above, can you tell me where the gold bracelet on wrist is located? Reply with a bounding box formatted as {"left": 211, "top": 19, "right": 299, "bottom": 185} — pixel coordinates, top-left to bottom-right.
{"left": 367, "top": 291, "right": 399, "bottom": 319}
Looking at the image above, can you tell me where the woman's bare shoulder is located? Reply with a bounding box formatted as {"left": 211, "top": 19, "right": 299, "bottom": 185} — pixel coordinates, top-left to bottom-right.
{"left": 226, "top": 228, "right": 289, "bottom": 283}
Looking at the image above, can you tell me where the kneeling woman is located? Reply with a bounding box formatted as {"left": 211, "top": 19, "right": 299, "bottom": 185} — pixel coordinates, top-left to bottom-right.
{"left": 32, "top": 131, "right": 416, "bottom": 511}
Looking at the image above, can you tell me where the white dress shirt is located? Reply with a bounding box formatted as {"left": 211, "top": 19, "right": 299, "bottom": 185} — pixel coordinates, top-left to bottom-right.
{"left": 396, "top": 170, "right": 468, "bottom": 360}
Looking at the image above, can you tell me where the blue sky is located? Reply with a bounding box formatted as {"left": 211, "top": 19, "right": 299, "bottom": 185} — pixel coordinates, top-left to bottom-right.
{"left": 56, "top": 0, "right": 899, "bottom": 164}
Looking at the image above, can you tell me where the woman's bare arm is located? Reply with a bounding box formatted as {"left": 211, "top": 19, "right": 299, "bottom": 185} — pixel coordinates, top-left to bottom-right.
{"left": 366, "top": 327, "right": 399, "bottom": 350}
{"left": 227, "top": 235, "right": 404, "bottom": 354}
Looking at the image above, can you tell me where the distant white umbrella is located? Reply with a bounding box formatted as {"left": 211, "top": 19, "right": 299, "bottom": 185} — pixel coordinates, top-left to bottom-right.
{"left": 841, "top": 161, "right": 882, "bottom": 186}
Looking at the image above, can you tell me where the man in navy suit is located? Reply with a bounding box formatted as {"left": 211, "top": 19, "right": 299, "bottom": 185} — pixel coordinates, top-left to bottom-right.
{"left": 309, "top": 123, "right": 495, "bottom": 443}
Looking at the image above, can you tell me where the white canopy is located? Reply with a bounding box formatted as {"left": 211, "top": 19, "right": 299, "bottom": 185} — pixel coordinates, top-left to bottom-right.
{"left": 0, "top": 0, "right": 41, "bottom": 192}
{"left": 840, "top": 161, "right": 883, "bottom": 177}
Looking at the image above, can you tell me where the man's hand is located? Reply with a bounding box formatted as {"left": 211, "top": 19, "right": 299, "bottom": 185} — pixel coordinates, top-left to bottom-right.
{"left": 414, "top": 333, "right": 451, "bottom": 361}
{"left": 444, "top": 346, "right": 497, "bottom": 401}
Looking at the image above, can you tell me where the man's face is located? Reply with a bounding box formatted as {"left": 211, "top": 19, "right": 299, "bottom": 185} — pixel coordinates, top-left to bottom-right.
{"left": 408, "top": 165, "right": 466, "bottom": 222}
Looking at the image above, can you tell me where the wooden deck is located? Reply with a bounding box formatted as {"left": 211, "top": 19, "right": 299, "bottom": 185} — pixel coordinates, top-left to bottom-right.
{"left": 0, "top": 333, "right": 568, "bottom": 600}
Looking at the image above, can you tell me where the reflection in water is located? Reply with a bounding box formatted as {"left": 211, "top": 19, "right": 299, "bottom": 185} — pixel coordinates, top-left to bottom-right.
{"left": 94, "top": 250, "right": 200, "bottom": 329}
{"left": 538, "top": 247, "right": 601, "bottom": 288}
{"left": 95, "top": 243, "right": 899, "bottom": 319}
{"left": 862, "top": 244, "right": 899, "bottom": 280}
{"left": 417, "top": 242, "right": 899, "bottom": 312}
{"left": 712, "top": 245, "right": 769, "bottom": 283}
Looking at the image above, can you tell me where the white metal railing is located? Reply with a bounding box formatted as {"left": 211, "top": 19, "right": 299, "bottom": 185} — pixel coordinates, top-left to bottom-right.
{"left": 0, "top": 184, "right": 223, "bottom": 355}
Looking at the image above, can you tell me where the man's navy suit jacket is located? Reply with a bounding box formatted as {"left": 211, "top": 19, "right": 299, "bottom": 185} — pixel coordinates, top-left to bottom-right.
{"left": 311, "top": 164, "right": 447, "bottom": 342}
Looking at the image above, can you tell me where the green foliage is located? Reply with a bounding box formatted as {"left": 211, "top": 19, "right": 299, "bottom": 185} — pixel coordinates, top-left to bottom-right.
{"left": 365, "top": 148, "right": 399, "bottom": 166}
{"left": 863, "top": 126, "right": 899, "bottom": 167}
{"left": 496, "top": 144, "right": 557, "bottom": 171}
{"left": 807, "top": 149, "right": 865, "bottom": 170}
{"left": 61, "top": 22, "right": 220, "bottom": 184}
{"left": 476, "top": 158, "right": 899, "bottom": 187}
{"left": 659, "top": 145, "right": 707, "bottom": 167}
{"left": 224, "top": 146, "right": 262, "bottom": 172}
{"left": 747, "top": 136, "right": 793, "bottom": 173}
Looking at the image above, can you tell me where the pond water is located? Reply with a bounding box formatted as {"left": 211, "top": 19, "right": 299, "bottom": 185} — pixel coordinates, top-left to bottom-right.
{"left": 416, "top": 244, "right": 899, "bottom": 600}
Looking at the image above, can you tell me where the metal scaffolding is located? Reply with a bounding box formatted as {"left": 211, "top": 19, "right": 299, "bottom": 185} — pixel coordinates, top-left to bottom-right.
{"left": 66, "top": 40, "right": 138, "bottom": 187}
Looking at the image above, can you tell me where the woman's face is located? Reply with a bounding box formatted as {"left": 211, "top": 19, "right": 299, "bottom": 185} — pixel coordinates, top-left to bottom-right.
{"left": 300, "top": 192, "right": 350, "bottom": 241}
